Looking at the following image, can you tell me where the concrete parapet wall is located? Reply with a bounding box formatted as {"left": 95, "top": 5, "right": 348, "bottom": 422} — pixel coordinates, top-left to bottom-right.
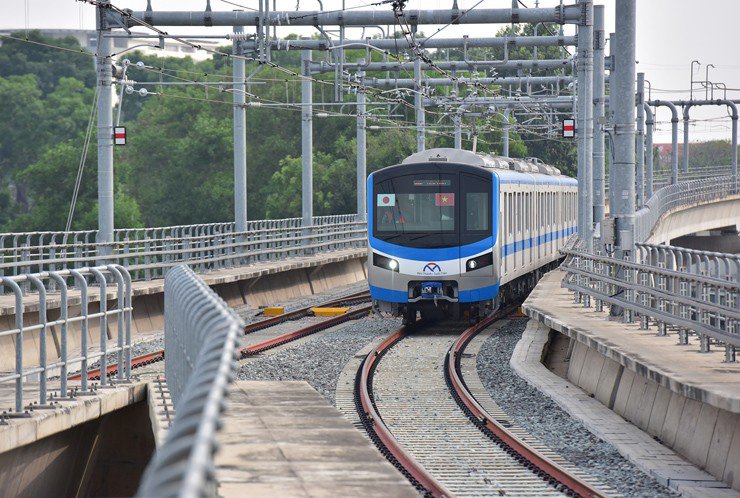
{"left": 0, "top": 382, "right": 152, "bottom": 497}
{"left": 563, "top": 339, "right": 740, "bottom": 490}
{"left": 647, "top": 195, "right": 740, "bottom": 244}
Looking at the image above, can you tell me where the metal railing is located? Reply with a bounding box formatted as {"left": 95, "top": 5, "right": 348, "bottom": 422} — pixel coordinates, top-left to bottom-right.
{"left": 0, "top": 265, "right": 132, "bottom": 416}
{"left": 633, "top": 176, "right": 738, "bottom": 243}
{"left": 637, "top": 243, "right": 739, "bottom": 282}
{"left": 562, "top": 245, "right": 739, "bottom": 362}
{"left": 0, "top": 214, "right": 366, "bottom": 285}
{"left": 137, "top": 265, "right": 244, "bottom": 498}
{"left": 652, "top": 164, "right": 734, "bottom": 190}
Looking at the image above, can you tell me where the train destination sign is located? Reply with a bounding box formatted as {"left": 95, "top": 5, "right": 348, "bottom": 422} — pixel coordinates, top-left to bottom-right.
{"left": 413, "top": 179, "right": 451, "bottom": 187}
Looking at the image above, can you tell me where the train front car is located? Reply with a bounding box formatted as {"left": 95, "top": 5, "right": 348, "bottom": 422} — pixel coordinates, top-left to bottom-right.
{"left": 367, "top": 149, "right": 500, "bottom": 323}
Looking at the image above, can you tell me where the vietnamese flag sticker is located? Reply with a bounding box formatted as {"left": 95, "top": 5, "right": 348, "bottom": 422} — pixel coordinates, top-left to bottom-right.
{"left": 435, "top": 193, "right": 455, "bottom": 206}
{"left": 377, "top": 193, "right": 396, "bottom": 206}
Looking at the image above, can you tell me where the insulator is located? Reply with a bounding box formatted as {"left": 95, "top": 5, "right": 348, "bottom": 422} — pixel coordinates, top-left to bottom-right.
{"left": 227, "top": 33, "right": 254, "bottom": 41}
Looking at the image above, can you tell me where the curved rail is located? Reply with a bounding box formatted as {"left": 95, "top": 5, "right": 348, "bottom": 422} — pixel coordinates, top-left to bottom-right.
{"left": 446, "top": 313, "right": 607, "bottom": 498}
{"left": 355, "top": 325, "right": 453, "bottom": 498}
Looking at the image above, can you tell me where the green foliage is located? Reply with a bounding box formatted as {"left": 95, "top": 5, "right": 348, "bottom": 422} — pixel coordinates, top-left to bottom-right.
{"left": 10, "top": 141, "right": 142, "bottom": 231}
{"left": 0, "top": 31, "right": 95, "bottom": 92}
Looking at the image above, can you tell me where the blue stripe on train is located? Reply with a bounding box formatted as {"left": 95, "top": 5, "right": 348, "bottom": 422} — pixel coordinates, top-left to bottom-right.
{"left": 503, "top": 225, "right": 577, "bottom": 257}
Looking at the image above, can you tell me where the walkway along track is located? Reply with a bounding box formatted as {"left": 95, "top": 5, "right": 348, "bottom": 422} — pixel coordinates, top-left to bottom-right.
{"left": 71, "top": 290, "right": 371, "bottom": 381}
{"left": 355, "top": 309, "right": 608, "bottom": 498}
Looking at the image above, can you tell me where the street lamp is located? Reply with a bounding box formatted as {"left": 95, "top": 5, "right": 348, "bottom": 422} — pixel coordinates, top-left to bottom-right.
{"left": 705, "top": 63, "right": 715, "bottom": 100}
{"left": 690, "top": 60, "right": 700, "bottom": 101}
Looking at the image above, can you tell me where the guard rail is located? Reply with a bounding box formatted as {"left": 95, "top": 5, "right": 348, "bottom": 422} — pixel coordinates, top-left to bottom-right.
{"left": 0, "top": 265, "right": 132, "bottom": 416}
{"left": 562, "top": 246, "right": 739, "bottom": 362}
{"left": 0, "top": 214, "right": 366, "bottom": 285}
{"left": 137, "top": 265, "right": 243, "bottom": 498}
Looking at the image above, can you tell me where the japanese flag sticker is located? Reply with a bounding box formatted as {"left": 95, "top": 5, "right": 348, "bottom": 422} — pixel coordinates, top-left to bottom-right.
{"left": 377, "top": 194, "right": 396, "bottom": 206}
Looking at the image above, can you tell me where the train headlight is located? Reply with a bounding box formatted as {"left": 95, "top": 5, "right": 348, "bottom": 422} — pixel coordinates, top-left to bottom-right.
{"left": 466, "top": 252, "right": 493, "bottom": 271}
{"left": 373, "top": 253, "right": 400, "bottom": 272}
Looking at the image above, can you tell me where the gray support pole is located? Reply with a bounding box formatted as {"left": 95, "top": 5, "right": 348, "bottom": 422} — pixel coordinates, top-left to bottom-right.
{"left": 453, "top": 80, "right": 462, "bottom": 149}
{"left": 682, "top": 103, "right": 693, "bottom": 175}
{"left": 732, "top": 108, "right": 738, "bottom": 191}
{"left": 96, "top": 1, "right": 114, "bottom": 259}
{"left": 636, "top": 72, "right": 645, "bottom": 208}
{"left": 233, "top": 24, "right": 248, "bottom": 234}
{"left": 502, "top": 108, "right": 510, "bottom": 157}
{"left": 592, "top": 5, "right": 605, "bottom": 224}
{"left": 644, "top": 103, "right": 654, "bottom": 198}
{"left": 607, "top": 32, "right": 615, "bottom": 211}
{"left": 671, "top": 107, "right": 679, "bottom": 185}
{"left": 611, "top": 0, "right": 636, "bottom": 253}
{"left": 454, "top": 113, "right": 462, "bottom": 149}
{"left": 301, "top": 50, "right": 313, "bottom": 229}
{"left": 576, "top": 0, "right": 594, "bottom": 251}
{"left": 414, "top": 57, "right": 425, "bottom": 152}
{"left": 356, "top": 60, "right": 367, "bottom": 221}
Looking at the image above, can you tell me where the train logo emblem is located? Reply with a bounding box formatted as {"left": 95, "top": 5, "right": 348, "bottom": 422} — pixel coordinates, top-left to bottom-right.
{"left": 422, "top": 262, "right": 442, "bottom": 274}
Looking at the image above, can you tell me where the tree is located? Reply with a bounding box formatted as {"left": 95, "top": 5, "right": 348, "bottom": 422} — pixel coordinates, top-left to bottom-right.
{"left": 10, "top": 141, "right": 142, "bottom": 231}
{"left": 0, "top": 31, "right": 95, "bottom": 93}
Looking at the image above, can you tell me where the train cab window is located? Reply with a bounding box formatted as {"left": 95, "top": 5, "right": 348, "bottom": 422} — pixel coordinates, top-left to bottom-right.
{"left": 372, "top": 168, "right": 491, "bottom": 249}
{"left": 461, "top": 173, "right": 491, "bottom": 245}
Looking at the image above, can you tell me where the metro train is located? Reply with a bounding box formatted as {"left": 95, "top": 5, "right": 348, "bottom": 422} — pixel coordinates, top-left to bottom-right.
{"left": 367, "top": 148, "right": 578, "bottom": 323}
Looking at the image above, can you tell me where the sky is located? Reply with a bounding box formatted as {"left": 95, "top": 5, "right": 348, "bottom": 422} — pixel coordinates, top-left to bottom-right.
{"left": 2, "top": 0, "right": 739, "bottom": 143}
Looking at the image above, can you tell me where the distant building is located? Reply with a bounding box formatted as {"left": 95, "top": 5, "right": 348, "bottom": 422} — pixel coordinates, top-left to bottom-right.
{"left": 0, "top": 28, "right": 221, "bottom": 62}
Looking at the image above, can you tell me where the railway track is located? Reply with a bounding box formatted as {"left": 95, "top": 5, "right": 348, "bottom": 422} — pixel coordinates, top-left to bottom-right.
{"left": 71, "top": 289, "right": 372, "bottom": 381}
{"left": 355, "top": 310, "right": 609, "bottom": 498}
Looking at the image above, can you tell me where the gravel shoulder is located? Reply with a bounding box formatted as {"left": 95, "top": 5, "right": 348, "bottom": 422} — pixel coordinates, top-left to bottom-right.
{"left": 237, "top": 315, "right": 401, "bottom": 404}
{"left": 477, "top": 318, "right": 678, "bottom": 498}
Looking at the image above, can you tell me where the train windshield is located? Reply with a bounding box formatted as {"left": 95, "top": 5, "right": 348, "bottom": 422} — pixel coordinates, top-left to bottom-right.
{"left": 373, "top": 170, "right": 491, "bottom": 248}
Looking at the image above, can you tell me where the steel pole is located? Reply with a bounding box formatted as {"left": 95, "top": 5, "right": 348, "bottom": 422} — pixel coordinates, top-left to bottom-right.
{"left": 502, "top": 108, "right": 510, "bottom": 157}
{"left": 126, "top": 7, "right": 584, "bottom": 27}
{"left": 233, "top": 24, "right": 248, "bottom": 234}
{"left": 733, "top": 112, "right": 738, "bottom": 191}
{"left": 414, "top": 57, "right": 425, "bottom": 152}
{"left": 644, "top": 103, "right": 654, "bottom": 199}
{"left": 96, "top": 1, "right": 114, "bottom": 260}
{"left": 576, "top": 0, "right": 594, "bottom": 251}
{"left": 636, "top": 72, "right": 645, "bottom": 208}
{"left": 356, "top": 59, "right": 367, "bottom": 221}
{"left": 682, "top": 104, "right": 693, "bottom": 175}
{"left": 592, "top": 5, "right": 605, "bottom": 225}
{"left": 453, "top": 80, "right": 462, "bottom": 149}
{"left": 301, "top": 50, "right": 313, "bottom": 230}
{"left": 607, "top": 32, "right": 615, "bottom": 211}
{"left": 454, "top": 113, "right": 462, "bottom": 149}
{"left": 611, "top": 0, "right": 636, "bottom": 253}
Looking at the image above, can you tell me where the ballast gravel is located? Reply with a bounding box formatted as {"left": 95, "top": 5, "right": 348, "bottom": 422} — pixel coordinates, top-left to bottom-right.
{"left": 237, "top": 316, "right": 401, "bottom": 404}
{"left": 477, "top": 319, "right": 678, "bottom": 498}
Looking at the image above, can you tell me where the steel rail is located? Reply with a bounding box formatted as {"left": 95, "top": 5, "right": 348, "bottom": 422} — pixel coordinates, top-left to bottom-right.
{"left": 69, "top": 350, "right": 165, "bottom": 381}
{"left": 243, "top": 290, "right": 370, "bottom": 334}
{"left": 355, "top": 324, "right": 453, "bottom": 498}
{"left": 446, "top": 310, "right": 607, "bottom": 498}
{"left": 241, "top": 304, "right": 372, "bottom": 356}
